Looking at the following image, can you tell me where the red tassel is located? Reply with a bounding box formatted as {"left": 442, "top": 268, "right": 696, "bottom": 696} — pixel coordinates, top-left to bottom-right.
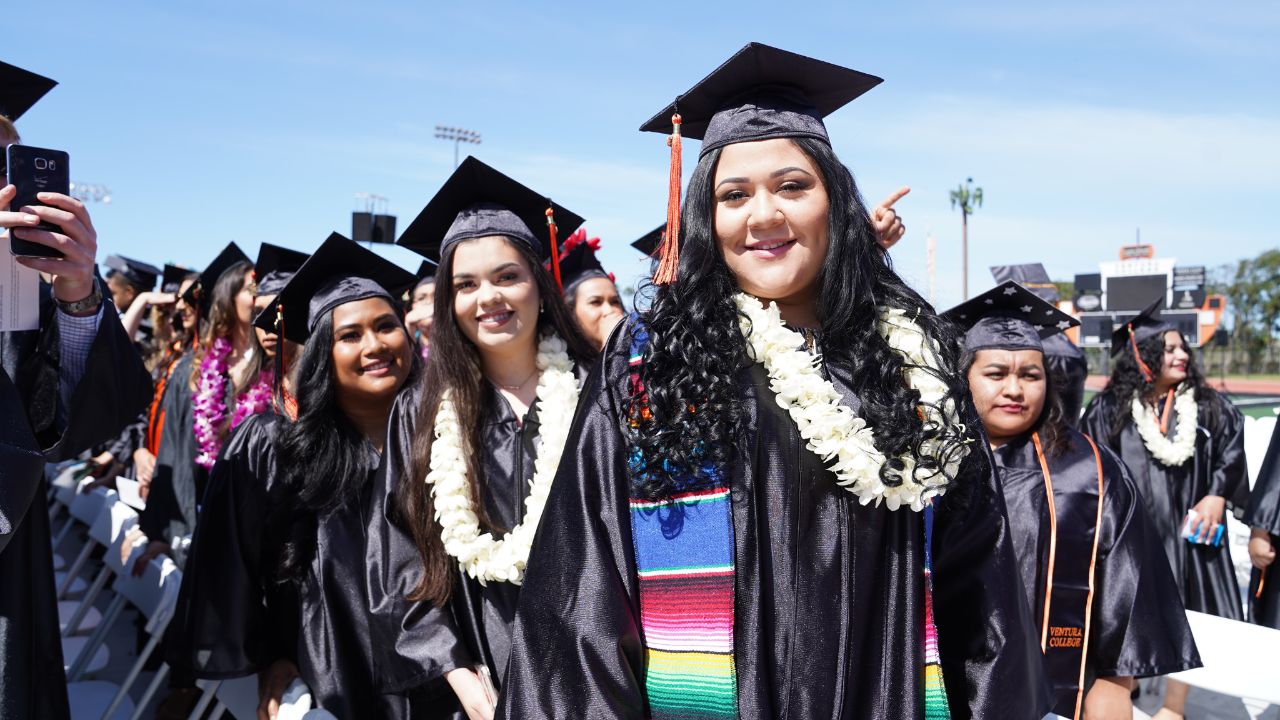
{"left": 1128, "top": 324, "right": 1155, "bottom": 383}
{"left": 653, "top": 113, "right": 682, "bottom": 286}
{"left": 546, "top": 207, "right": 563, "bottom": 292}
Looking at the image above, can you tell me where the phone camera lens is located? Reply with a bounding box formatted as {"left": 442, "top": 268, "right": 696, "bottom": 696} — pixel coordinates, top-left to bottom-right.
{"left": 35, "top": 158, "right": 47, "bottom": 170}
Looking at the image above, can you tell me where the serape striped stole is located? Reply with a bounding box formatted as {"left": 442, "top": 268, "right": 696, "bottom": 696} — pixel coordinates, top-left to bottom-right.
{"left": 625, "top": 319, "right": 952, "bottom": 719}
{"left": 630, "top": 491, "right": 738, "bottom": 719}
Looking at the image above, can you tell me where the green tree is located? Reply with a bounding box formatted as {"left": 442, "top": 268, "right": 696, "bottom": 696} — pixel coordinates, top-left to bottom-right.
{"left": 1225, "top": 249, "right": 1280, "bottom": 373}
{"left": 949, "top": 178, "right": 983, "bottom": 300}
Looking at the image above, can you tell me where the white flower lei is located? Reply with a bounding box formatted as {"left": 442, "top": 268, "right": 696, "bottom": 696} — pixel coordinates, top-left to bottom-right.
{"left": 423, "top": 334, "right": 579, "bottom": 584}
{"left": 734, "top": 294, "right": 967, "bottom": 512}
{"left": 1131, "top": 383, "right": 1197, "bottom": 466}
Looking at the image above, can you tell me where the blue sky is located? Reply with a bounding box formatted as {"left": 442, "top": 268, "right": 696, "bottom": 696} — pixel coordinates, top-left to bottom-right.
{"left": 7, "top": 0, "right": 1278, "bottom": 309}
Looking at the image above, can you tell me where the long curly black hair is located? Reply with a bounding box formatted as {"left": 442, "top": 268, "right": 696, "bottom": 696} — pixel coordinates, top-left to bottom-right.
{"left": 629, "top": 137, "right": 973, "bottom": 501}
{"left": 1095, "top": 329, "right": 1220, "bottom": 445}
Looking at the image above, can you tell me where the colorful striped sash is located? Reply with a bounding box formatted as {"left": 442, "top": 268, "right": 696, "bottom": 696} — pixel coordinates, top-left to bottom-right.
{"left": 626, "top": 319, "right": 952, "bottom": 719}
{"left": 630, "top": 490, "right": 738, "bottom": 719}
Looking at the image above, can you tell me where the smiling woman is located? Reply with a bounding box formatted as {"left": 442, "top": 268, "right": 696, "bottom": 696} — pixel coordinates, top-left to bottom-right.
{"left": 166, "top": 235, "right": 457, "bottom": 720}
{"left": 498, "top": 43, "right": 1050, "bottom": 720}
{"left": 388, "top": 157, "right": 595, "bottom": 720}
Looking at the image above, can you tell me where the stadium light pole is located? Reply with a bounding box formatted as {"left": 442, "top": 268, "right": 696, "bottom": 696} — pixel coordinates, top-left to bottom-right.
{"left": 435, "top": 126, "right": 482, "bottom": 169}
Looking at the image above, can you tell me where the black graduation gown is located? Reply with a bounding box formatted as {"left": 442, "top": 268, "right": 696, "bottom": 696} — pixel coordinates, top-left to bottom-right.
{"left": 497, "top": 324, "right": 1050, "bottom": 720}
{"left": 1081, "top": 390, "right": 1249, "bottom": 619}
{"left": 1244, "top": 417, "right": 1280, "bottom": 628}
{"left": 0, "top": 280, "right": 151, "bottom": 720}
{"left": 994, "top": 430, "right": 1200, "bottom": 716}
{"left": 166, "top": 410, "right": 460, "bottom": 719}
{"left": 141, "top": 354, "right": 203, "bottom": 553}
{"left": 381, "top": 377, "right": 555, "bottom": 719}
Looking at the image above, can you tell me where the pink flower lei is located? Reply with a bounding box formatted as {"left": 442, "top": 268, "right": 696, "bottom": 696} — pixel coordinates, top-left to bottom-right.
{"left": 192, "top": 337, "right": 233, "bottom": 469}
{"left": 193, "top": 338, "right": 276, "bottom": 470}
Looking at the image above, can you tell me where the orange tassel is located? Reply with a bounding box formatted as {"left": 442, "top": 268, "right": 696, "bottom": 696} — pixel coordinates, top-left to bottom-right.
{"left": 546, "top": 207, "right": 563, "bottom": 292}
{"left": 653, "top": 113, "right": 682, "bottom": 286}
{"left": 1129, "top": 324, "right": 1155, "bottom": 383}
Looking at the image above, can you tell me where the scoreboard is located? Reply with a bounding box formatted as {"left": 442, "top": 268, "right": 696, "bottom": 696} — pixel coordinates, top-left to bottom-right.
{"left": 1071, "top": 245, "right": 1216, "bottom": 347}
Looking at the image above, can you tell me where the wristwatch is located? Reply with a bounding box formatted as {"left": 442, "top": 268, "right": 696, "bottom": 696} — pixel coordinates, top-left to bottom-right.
{"left": 55, "top": 283, "right": 103, "bottom": 315}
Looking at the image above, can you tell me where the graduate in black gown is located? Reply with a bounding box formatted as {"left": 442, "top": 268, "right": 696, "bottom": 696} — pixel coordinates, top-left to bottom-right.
{"left": 948, "top": 282, "right": 1199, "bottom": 719}
{"left": 0, "top": 60, "right": 152, "bottom": 720}
{"left": 1245, "top": 415, "right": 1280, "bottom": 628}
{"left": 140, "top": 242, "right": 257, "bottom": 567}
{"left": 168, "top": 234, "right": 461, "bottom": 719}
{"left": 389, "top": 157, "right": 596, "bottom": 719}
{"left": 498, "top": 43, "right": 1049, "bottom": 720}
{"left": 1081, "top": 297, "right": 1249, "bottom": 717}
{"left": 405, "top": 260, "right": 438, "bottom": 362}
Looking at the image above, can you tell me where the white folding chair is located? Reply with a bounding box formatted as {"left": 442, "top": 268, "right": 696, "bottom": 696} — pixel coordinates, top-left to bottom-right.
{"left": 90, "top": 556, "right": 184, "bottom": 719}
{"left": 56, "top": 485, "right": 116, "bottom": 599}
{"left": 51, "top": 476, "right": 95, "bottom": 558}
{"left": 48, "top": 461, "right": 86, "bottom": 522}
{"left": 65, "top": 539, "right": 147, "bottom": 682}
{"left": 61, "top": 498, "right": 139, "bottom": 637}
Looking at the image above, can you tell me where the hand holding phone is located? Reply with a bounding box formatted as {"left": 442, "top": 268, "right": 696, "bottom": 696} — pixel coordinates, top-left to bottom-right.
{"left": 1, "top": 146, "right": 101, "bottom": 308}
{"left": 6, "top": 144, "right": 69, "bottom": 258}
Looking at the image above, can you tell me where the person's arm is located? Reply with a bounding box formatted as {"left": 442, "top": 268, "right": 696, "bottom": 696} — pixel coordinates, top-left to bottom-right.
{"left": 119, "top": 290, "right": 176, "bottom": 340}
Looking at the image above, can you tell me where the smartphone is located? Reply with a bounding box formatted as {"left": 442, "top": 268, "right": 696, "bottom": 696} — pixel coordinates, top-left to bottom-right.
{"left": 7, "top": 143, "right": 69, "bottom": 258}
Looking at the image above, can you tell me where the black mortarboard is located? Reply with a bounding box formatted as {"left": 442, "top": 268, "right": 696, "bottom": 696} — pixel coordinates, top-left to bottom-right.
{"left": 161, "top": 264, "right": 194, "bottom": 294}
{"left": 639, "top": 43, "right": 881, "bottom": 157}
{"left": 397, "top": 156, "right": 585, "bottom": 265}
{"left": 555, "top": 233, "right": 610, "bottom": 291}
{"left": 181, "top": 242, "right": 251, "bottom": 320}
{"left": 990, "top": 263, "right": 1061, "bottom": 304}
{"left": 0, "top": 61, "right": 57, "bottom": 121}
{"left": 631, "top": 224, "right": 666, "bottom": 258}
{"left": 944, "top": 281, "right": 1079, "bottom": 355}
{"left": 254, "top": 233, "right": 415, "bottom": 345}
{"left": 414, "top": 260, "right": 438, "bottom": 282}
{"left": 1108, "top": 296, "right": 1175, "bottom": 359}
{"left": 253, "top": 243, "right": 310, "bottom": 298}
{"left": 103, "top": 255, "right": 161, "bottom": 292}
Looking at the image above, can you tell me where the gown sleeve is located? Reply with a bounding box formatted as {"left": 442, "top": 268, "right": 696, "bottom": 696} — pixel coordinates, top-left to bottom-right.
{"left": 931, "top": 438, "right": 1053, "bottom": 719}
{"left": 1087, "top": 443, "right": 1201, "bottom": 678}
{"left": 366, "top": 382, "right": 473, "bottom": 694}
{"left": 1207, "top": 395, "right": 1249, "bottom": 515}
{"left": 28, "top": 278, "right": 152, "bottom": 456}
{"left": 1244, "top": 418, "right": 1280, "bottom": 535}
{"left": 165, "top": 413, "right": 293, "bottom": 678}
{"left": 496, "top": 328, "right": 647, "bottom": 720}
{"left": 1080, "top": 392, "right": 1118, "bottom": 455}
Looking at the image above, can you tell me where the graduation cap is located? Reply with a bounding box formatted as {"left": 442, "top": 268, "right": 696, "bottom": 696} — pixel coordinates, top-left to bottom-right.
{"left": 181, "top": 242, "right": 252, "bottom": 322}
{"left": 638, "top": 43, "right": 880, "bottom": 285}
{"left": 414, "top": 260, "right": 438, "bottom": 282}
{"left": 396, "top": 156, "right": 584, "bottom": 288}
{"left": 631, "top": 224, "right": 665, "bottom": 258}
{"left": 552, "top": 229, "right": 611, "bottom": 292}
{"left": 1109, "top": 296, "right": 1175, "bottom": 381}
{"left": 640, "top": 43, "right": 881, "bottom": 156}
{"left": 253, "top": 243, "right": 310, "bottom": 298}
{"left": 161, "top": 264, "right": 195, "bottom": 294}
{"left": 990, "top": 263, "right": 1061, "bottom": 304}
{"left": 254, "top": 233, "right": 415, "bottom": 345}
{"left": 0, "top": 61, "right": 57, "bottom": 122}
{"left": 103, "top": 255, "right": 161, "bottom": 292}
{"left": 944, "top": 281, "right": 1079, "bottom": 355}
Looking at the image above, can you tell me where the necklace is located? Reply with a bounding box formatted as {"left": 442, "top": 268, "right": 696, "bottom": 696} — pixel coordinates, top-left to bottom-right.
{"left": 491, "top": 367, "right": 539, "bottom": 392}
{"left": 734, "top": 293, "right": 969, "bottom": 512}
{"left": 424, "top": 334, "right": 579, "bottom": 584}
